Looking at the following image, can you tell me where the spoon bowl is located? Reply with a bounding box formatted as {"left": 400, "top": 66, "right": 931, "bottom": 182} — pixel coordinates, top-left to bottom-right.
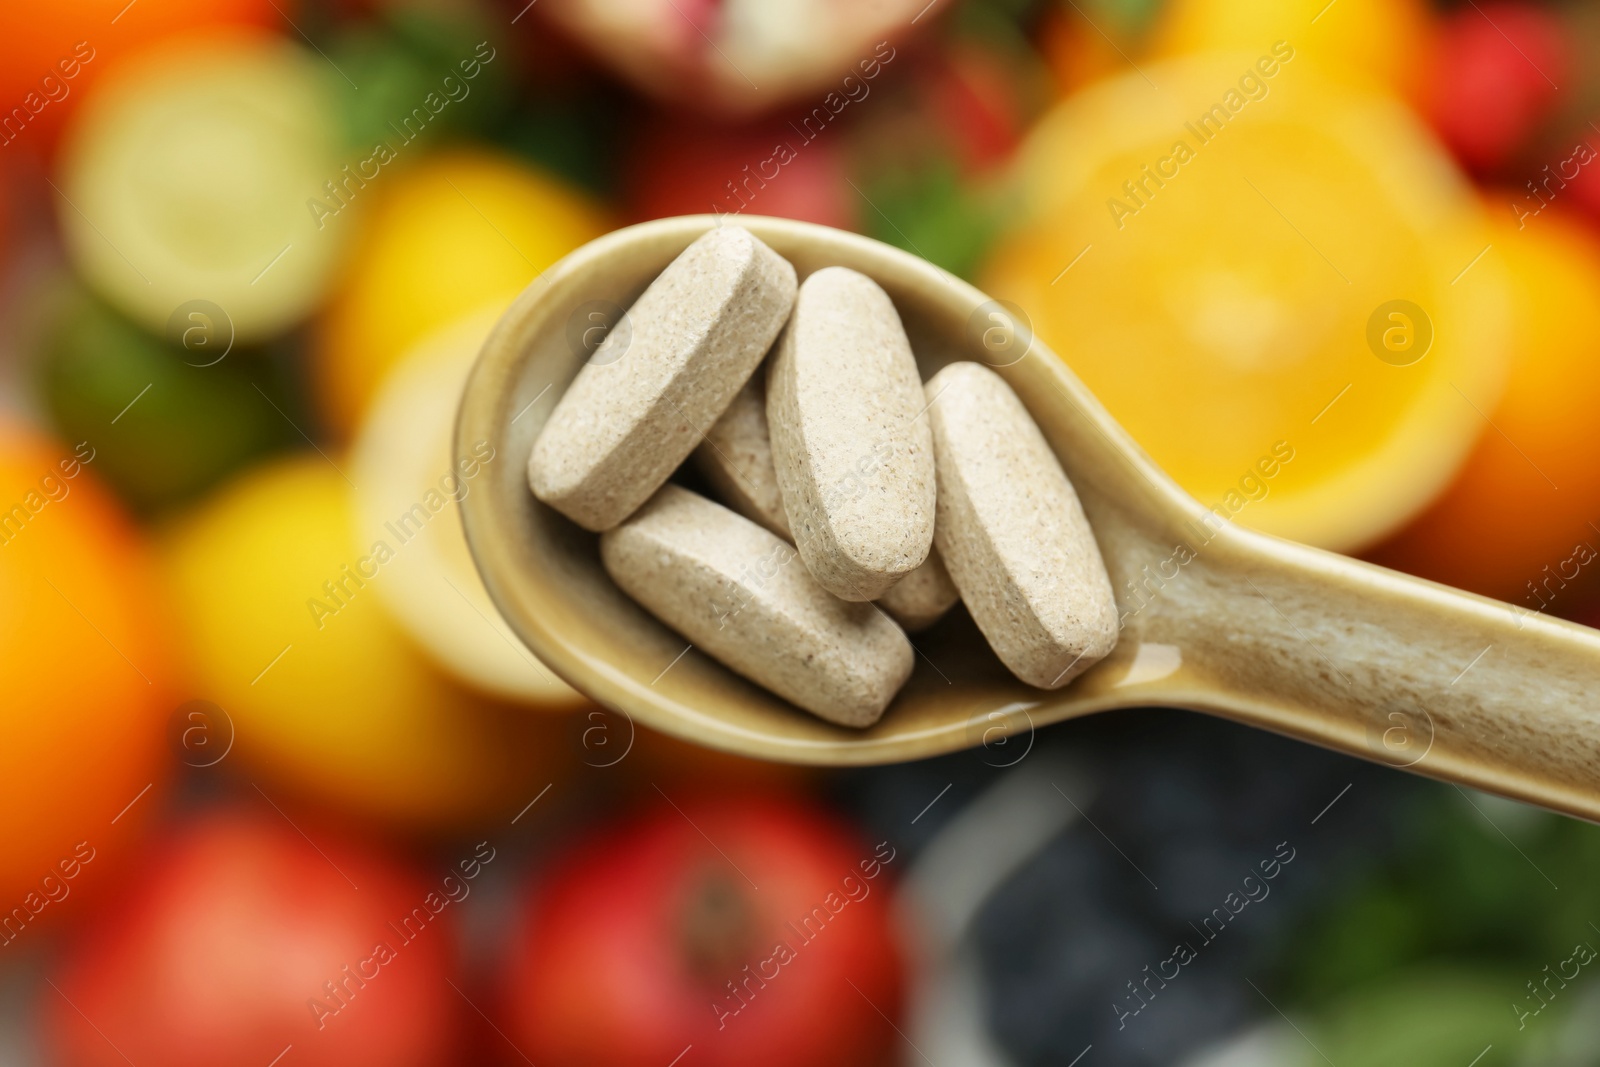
{"left": 459, "top": 216, "right": 1600, "bottom": 822}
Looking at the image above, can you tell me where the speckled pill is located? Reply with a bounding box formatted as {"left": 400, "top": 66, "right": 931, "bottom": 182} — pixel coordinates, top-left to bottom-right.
{"left": 766, "top": 266, "right": 935, "bottom": 602}
{"left": 699, "top": 376, "right": 958, "bottom": 631}
{"left": 878, "top": 549, "right": 961, "bottom": 632}
{"left": 693, "top": 376, "right": 791, "bottom": 538}
{"left": 528, "top": 226, "right": 797, "bottom": 532}
{"left": 600, "top": 484, "right": 913, "bottom": 728}
{"left": 926, "top": 361, "right": 1118, "bottom": 688}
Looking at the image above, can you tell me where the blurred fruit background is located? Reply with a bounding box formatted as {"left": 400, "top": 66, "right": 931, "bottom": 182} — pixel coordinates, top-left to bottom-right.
{"left": 4, "top": 1, "right": 1600, "bottom": 1065}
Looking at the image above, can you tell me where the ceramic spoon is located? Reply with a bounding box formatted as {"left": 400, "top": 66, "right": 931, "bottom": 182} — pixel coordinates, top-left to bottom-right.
{"left": 457, "top": 215, "right": 1600, "bottom": 822}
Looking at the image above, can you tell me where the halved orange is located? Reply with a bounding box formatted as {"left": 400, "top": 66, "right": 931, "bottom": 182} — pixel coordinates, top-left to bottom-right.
{"left": 1366, "top": 207, "right": 1600, "bottom": 608}
{"left": 981, "top": 56, "right": 1509, "bottom": 552}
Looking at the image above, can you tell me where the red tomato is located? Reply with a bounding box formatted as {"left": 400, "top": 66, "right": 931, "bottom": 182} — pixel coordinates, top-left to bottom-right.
{"left": 44, "top": 810, "right": 465, "bottom": 1067}
{"left": 497, "top": 795, "right": 905, "bottom": 1067}
{"left": 623, "top": 114, "right": 857, "bottom": 230}
{"left": 1422, "top": 2, "right": 1569, "bottom": 173}
{"left": 0, "top": 0, "right": 278, "bottom": 155}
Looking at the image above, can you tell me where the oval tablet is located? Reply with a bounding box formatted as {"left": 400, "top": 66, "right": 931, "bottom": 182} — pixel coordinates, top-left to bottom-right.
{"left": 693, "top": 376, "right": 791, "bottom": 538}
{"left": 926, "top": 362, "right": 1118, "bottom": 688}
{"left": 529, "top": 226, "right": 797, "bottom": 531}
{"left": 877, "top": 550, "right": 960, "bottom": 633}
{"left": 600, "top": 485, "right": 913, "bottom": 728}
{"left": 699, "top": 377, "right": 958, "bottom": 631}
{"left": 766, "top": 267, "right": 935, "bottom": 601}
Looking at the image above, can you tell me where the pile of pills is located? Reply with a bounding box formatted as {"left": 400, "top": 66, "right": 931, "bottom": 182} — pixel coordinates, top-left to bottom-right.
{"left": 527, "top": 227, "right": 1117, "bottom": 728}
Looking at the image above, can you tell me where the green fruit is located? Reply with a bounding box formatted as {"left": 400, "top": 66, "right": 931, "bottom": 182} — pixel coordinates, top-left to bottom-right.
{"left": 38, "top": 288, "right": 299, "bottom": 512}
{"left": 860, "top": 159, "right": 1004, "bottom": 280}
{"left": 496, "top": 95, "right": 625, "bottom": 197}
{"left": 327, "top": 7, "right": 512, "bottom": 154}
{"left": 60, "top": 34, "right": 348, "bottom": 341}
{"left": 1314, "top": 968, "right": 1534, "bottom": 1067}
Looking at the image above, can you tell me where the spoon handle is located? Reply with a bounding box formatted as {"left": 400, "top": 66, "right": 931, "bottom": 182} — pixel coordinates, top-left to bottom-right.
{"left": 1170, "top": 530, "right": 1600, "bottom": 822}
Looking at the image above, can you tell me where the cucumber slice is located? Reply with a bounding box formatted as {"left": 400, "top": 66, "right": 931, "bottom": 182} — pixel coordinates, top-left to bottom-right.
{"left": 60, "top": 33, "right": 348, "bottom": 342}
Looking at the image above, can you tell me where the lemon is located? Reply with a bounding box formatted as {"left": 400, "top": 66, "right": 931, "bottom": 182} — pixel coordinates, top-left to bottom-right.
{"left": 314, "top": 148, "right": 609, "bottom": 436}
{"left": 982, "top": 56, "right": 1508, "bottom": 552}
{"left": 349, "top": 305, "right": 582, "bottom": 707}
{"left": 160, "top": 456, "right": 572, "bottom": 830}
{"left": 60, "top": 32, "right": 347, "bottom": 342}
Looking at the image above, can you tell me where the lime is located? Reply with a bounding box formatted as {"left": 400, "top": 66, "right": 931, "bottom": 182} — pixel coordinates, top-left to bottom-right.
{"left": 60, "top": 32, "right": 348, "bottom": 341}
{"left": 37, "top": 286, "right": 296, "bottom": 512}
